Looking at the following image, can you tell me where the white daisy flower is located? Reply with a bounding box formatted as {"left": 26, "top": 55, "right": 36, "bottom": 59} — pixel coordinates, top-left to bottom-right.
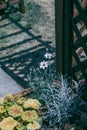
{"left": 44, "top": 52, "right": 52, "bottom": 59}
{"left": 40, "top": 60, "right": 48, "bottom": 69}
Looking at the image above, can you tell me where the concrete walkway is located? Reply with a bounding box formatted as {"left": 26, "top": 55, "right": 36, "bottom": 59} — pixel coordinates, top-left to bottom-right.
{"left": 0, "top": 68, "right": 24, "bottom": 97}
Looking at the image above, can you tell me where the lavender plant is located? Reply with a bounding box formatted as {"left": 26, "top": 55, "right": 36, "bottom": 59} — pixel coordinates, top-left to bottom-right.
{"left": 40, "top": 75, "right": 80, "bottom": 130}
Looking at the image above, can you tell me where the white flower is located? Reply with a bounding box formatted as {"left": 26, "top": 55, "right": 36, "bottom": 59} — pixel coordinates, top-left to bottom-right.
{"left": 40, "top": 60, "right": 48, "bottom": 69}
{"left": 44, "top": 52, "right": 52, "bottom": 59}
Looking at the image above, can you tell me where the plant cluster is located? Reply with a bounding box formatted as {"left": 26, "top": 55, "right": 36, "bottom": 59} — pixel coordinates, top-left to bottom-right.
{"left": 0, "top": 94, "right": 42, "bottom": 130}
{"left": 28, "top": 70, "right": 81, "bottom": 130}
{"left": 22, "top": 0, "right": 41, "bottom": 28}
{"left": 27, "top": 50, "right": 87, "bottom": 130}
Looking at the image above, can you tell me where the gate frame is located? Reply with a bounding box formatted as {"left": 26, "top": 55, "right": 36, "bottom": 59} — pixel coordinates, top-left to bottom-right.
{"left": 55, "top": 0, "right": 73, "bottom": 74}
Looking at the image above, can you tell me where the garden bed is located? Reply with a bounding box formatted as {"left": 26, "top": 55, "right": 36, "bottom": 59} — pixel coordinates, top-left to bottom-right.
{"left": 0, "top": 74, "right": 87, "bottom": 130}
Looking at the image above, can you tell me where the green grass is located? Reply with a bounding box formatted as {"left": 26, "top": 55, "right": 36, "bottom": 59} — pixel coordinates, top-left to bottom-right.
{"left": 8, "top": 0, "right": 47, "bottom": 28}
{"left": 20, "top": 0, "right": 47, "bottom": 28}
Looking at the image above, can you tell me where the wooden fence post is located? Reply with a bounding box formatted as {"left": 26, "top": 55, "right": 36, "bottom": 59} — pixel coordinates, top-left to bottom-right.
{"left": 55, "top": 0, "right": 73, "bottom": 74}
{"left": 19, "top": 0, "right": 25, "bottom": 13}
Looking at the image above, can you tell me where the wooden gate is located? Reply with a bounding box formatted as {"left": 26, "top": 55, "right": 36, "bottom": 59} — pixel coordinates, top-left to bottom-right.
{"left": 55, "top": 0, "right": 87, "bottom": 83}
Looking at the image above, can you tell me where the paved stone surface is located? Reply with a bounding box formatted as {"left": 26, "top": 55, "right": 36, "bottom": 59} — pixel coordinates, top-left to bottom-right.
{"left": 0, "top": 68, "right": 24, "bottom": 97}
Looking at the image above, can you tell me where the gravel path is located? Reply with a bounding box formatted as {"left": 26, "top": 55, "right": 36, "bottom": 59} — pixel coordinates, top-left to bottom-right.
{"left": 0, "top": 0, "right": 55, "bottom": 57}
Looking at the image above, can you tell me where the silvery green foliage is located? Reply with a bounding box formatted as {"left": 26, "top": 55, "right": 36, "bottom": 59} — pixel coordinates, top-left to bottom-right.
{"left": 27, "top": 69, "right": 80, "bottom": 130}
{"left": 40, "top": 74, "right": 80, "bottom": 130}
{"left": 27, "top": 68, "right": 56, "bottom": 99}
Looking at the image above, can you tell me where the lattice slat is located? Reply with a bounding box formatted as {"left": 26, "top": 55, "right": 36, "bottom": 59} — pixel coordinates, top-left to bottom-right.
{"left": 72, "top": 0, "right": 87, "bottom": 82}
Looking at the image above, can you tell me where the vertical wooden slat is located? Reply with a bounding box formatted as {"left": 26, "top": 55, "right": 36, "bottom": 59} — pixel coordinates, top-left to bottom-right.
{"left": 19, "top": 0, "right": 25, "bottom": 13}
{"left": 63, "top": 0, "right": 73, "bottom": 74}
{"left": 55, "top": 0, "right": 72, "bottom": 74}
{"left": 55, "top": 0, "right": 64, "bottom": 73}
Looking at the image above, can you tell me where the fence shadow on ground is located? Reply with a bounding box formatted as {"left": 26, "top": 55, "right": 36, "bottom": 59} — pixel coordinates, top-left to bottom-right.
{"left": 0, "top": 13, "right": 55, "bottom": 88}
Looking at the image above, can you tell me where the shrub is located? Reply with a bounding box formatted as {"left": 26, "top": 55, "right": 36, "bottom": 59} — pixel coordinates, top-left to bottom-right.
{"left": 0, "top": 94, "right": 42, "bottom": 130}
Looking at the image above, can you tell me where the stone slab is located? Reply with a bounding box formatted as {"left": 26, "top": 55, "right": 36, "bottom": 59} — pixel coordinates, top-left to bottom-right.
{"left": 0, "top": 68, "right": 24, "bottom": 97}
